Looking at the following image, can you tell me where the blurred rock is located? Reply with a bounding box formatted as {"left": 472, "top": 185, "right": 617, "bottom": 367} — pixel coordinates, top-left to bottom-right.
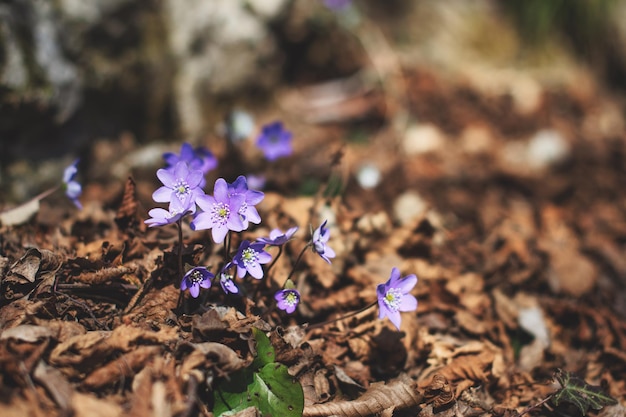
{"left": 0, "top": 0, "right": 288, "bottom": 164}
{"left": 402, "top": 124, "right": 445, "bottom": 155}
{"left": 501, "top": 129, "right": 571, "bottom": 174}
{"left": 393, "top": 191, "right": 428, "bottom": 226}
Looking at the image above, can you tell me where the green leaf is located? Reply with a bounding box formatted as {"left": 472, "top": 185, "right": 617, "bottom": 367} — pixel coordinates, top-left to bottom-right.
{"left": 251, "top": 327, "right": 275, "bottom": 370}
{"left": 213, "top": 328, "right": 303, "bottom": 417}
{"left": 213, "top": 363, "right": 303, "bottom": 417}
{"left": 551, "top": 369, "right": 617, "bottom": 415}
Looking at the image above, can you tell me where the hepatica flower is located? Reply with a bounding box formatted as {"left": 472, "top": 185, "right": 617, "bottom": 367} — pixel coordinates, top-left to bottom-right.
{"left": 275, "top": 289, "right": 300, "bottom": 314}
{"left": 153, "top": 161, "right": 204, "bottom": 213}
{"left": 311, "top": 220, "right": 335, "bottom": 264}
{"left": 163, "top": 142, "right": 217, "bottom": 181}
{"left": 232, "top": 240, "right": 272, "bottom": 279}
{"left": 145, "top": 197, "right": 190, "bottom": 227}
{"left": 191, "top": 178, "right": 245, "bottom": 243}
{"left": 257, "top": 227, "right": 298, "bottom": 246}
{"left": 62, "top": 159, "right": 82, "bottom": 209}
{"left": 323, "top": 0, "right": 352, "bottom": 10}
{"left": 181, "top": 267, "right": 213, "bottom": 298}
{"left": 219, "top": 263, "right": 239, "bottom": 295}
{"left": 227, "top": 175, "right": 264, "bottom": 229}
{"left": 377, "top": 268, "right": 418, "bottom": 330}
{"left": 255, "top": 121, "right": 293, "bottom": 161}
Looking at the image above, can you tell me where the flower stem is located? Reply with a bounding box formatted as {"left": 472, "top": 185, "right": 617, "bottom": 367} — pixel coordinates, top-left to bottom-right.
{"left": 225, "top": 231, "right": 232, "bottom": 260}
{"left": 283, "top": 243, "right": 310, "bottom": 287}
{"left": 306, "top": 300, "right": 378, "bottom": 331}
{"left": 176, "top": 218, "right": 184, "bottom": 312}
{"left": 265, "top": 246, "right": 283, "bottom": 277}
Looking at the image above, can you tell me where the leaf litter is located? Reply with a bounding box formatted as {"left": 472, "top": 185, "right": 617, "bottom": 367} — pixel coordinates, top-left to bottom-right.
{"left": 0, "top": 62, "right": 625, "bottom": 417}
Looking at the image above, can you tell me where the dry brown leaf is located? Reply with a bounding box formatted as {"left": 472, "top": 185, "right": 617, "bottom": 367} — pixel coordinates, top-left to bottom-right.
{"left": 75, "top": 264, "right": 137, "bottom": 285}
{"left": 178, "top": 341, "right": 247, "bottom": 380}
{"left": 72, "top": 392, "right": 123, "bottom": 417}
{"left": 0, "top": 196, "right": 42, "bottom": 226}
{"left": 83, "top": 345, "right": 162, "bottom": 389}
{"left": 33, "top": 361, "right": 74, "bottom": 412}
{"left": 303, "top": 374, "right": 422, "bottom": 417}
{"left": 115, "top": 176, "right": 141, "bottom": 231}
{"left": 0, "top": 324, "right": 55, "bottom": 342}
{"left": 539, "top": 205, "right": 598, "bottom": 296}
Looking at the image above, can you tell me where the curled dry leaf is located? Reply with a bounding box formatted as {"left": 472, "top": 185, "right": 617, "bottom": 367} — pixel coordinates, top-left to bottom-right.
{"left": 302, "top": 374, "right": 422, "bottom": 417}
{"left": 178, "top": 341, "right": 247, "bottom": 381}
{"left": 83, "top": 345, "right": 162, "bottom": 389}
{"left": 422, "top": 374, "right": 455, "bottom": 409}
{"left": 75, "top": 264, "right": 138, "bottom": 285}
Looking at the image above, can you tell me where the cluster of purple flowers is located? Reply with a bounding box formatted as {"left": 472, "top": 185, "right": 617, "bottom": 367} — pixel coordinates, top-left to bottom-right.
{"left": 145, "top": 139, "right": 417, "bottom": 329}
{"left": 145, "top": 144, "right": 263, "bottom": 244}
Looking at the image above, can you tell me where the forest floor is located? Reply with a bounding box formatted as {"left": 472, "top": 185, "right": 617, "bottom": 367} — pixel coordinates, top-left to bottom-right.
{"left": 1, "top": 20, "right": 626, "bottom": 417}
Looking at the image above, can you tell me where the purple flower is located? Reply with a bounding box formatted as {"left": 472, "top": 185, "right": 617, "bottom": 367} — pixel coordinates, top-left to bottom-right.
{"left": 311, "top": 220, "right": 336, "bottom": 264}
{"left": 275, "top": 289, "right": 300, "bottom": 314}
{"left": 257, "top": 227, "right": 298, "bottom": 246}
{"left": 255, "top": 121, "right": 293, "bottom": 161}
{"left": 62, "top": 159, "right": 82, "bottom": 209}
{"left": 190, "top": 178, "right": 245, "bottom": 243}
{"left": 323, "top": 0, "right": 352, "bottom": 10}
{"left": 377, "top": 268, "right": 418, "bottom": 330}
{"left": 219, "top": 263, "right": 239, "bottom": 294}
{"left": 245, "top": 174, "right": 266, "bottom": 191}
{"left": 152, "top": 161, "right": 205, "bottom": 213}
{"left": 227, "top": 175, "right": 264, "bottom": 229}
{"left": 145, "top": 198, "right": 190, "bottom": 227}
{"left": 181, "top": 267, "right": 214, "bottom": 298}
{"left": 163, "top": 142, "right": 217, "bottom": 177}
{"left": 232, "top": 240, "right": 272, "bottom": 279}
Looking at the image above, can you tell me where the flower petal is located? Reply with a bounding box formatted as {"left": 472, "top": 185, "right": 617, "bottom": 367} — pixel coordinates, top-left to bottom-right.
{"left": 398, "top": 274, "right": 417, "bottom": 293}
{"left": 152, "top": 187, "right": 172, "bottom": 203}
{"left": 189, "top": 284, "right": 200, "bottom": 298}
{"left": 156, "top": 168, "right": 175, "bottom": 187}
{"left": 212, "top": 225, "right": 228, "bottom": 244}
{"left": 387, "top": 310, "right": 402, "bottom": 330}
{"left": 399, "top": 294, "right": 417, "bottom": 312}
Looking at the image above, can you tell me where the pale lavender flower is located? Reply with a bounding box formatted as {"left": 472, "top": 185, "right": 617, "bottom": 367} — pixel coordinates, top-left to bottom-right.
{"left": 257, "top": 227, "right": 298, "bottom": 246}
{"left": 323, "top": 0, "right": 352, "bottom": 11}
{"left": 227, "top": 175, "right": 264, "bottom": 229}
{"left": 191, "top": 178, "right": 245, "bottom": 243}
{"left": 152, "top": 161, "right": 204, "bottom": 213}
{"left": 311, "top": 220, "right": 335, "bottom": 264}
{"left": 181, "top": 267, "right": 213, "bottom": 298}
{"left": 62, "top": 159, "right": 82, "bottom": 209}
{"left": 145, "top": 198, "right": 189, "bottom": 227}
{"left": 245, "top": 174, "right": 266, "bottom": 191}
{"left": 219, "top": 263, "right": 239, "bottom": 294}
{"left": 255, "top": 121, "right": 293, "bottom": 161}
{"left": 163, "top": 142, "right": 217, "bottom": 176}
{"left": 275, "top": 289, "right": 300, "bottom": 314}
{"left": 377, "top": 268, "right": 418, "bottom": 330}
{"left": 232, "top": 240, "right": 272, "bottom": 279}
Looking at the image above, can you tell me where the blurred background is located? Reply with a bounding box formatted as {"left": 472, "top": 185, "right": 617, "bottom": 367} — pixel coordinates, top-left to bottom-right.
{"left": 1, "top": 0, "right": 625, "bottom": 202}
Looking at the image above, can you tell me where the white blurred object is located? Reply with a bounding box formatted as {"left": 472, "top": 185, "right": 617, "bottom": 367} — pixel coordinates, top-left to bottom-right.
{"left": 356, "top": 163, "right": 381, "bottom": 189}
{"left": 527, "top": 129, "right": 570, "bottom": 170}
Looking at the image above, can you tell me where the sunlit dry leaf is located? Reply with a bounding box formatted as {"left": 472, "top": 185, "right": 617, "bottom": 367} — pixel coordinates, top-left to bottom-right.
{"left": 0, "top": 197, "right": 41, "bottom": 226}
{"left": 0, "top": 324, "right": 55, "bottom": 342}
{"left": 83, "top": 345, "right": 162, "bottom": 389}
{"left": 303, "top": 374, "right": 422, "bottom": 417}
{"left": 72, "top": 392, "right": 123, "bottom": 417}
{"left": 75, "top": 264, "right": 137, "bottom": 285}
{"left": 33, "top": 361, "right": 73, "bottom": 412}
